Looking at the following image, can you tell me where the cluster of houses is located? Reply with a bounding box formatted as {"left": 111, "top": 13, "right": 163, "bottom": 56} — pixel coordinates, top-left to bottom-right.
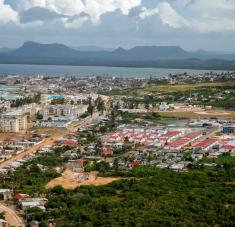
{"left": 0, "top": 135, "right": 46, "bottom": 173}
{"left": 99, "top": 124, "right": 235, "bottom": 170}
{"left": 103, "top": 125, "right": 200, "bottom": 148}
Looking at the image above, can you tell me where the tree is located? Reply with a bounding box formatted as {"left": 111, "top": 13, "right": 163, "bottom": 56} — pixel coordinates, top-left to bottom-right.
{"left": 87, "top": 104, "right": 94, "bottom": 116}
{"left": 96, "top": 97, "right": 105, "bottom": 114}
{"left": 36, "top": 111, "right": 43, "bottom": 120}
{"left": 113, "top": 158, "right": 119, "bottom": 170}
{"left": 0, "top": 212, "right": 5, "bottom": 220}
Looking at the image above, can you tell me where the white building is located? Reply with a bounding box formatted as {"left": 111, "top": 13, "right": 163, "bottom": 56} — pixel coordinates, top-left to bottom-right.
{"left": 0, "top": 110, "right": 28, "bottom": 132}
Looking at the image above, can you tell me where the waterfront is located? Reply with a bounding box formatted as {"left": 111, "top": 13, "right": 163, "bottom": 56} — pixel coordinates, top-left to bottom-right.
{"left": 0, "top": 64, "right": 232, "bottom": 77}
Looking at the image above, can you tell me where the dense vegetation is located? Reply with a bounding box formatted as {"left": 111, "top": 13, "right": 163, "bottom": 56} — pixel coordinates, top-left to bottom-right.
{"left": 103, "top": 83, "right": 235, "bottom": 109}
{"left": 200, "top": 154, "right": 235, "bottom": 168}
{"left": 26, "top": 165, "right": 234, "bottom": 226}
{"left": 120, "top": 111, "right": 176, "bottom": 123}
{"left": 11, "top": 93, "right": 41, "bottom": 107}
{"left": 1, "top": 144, "right": 234, "bottom": 226}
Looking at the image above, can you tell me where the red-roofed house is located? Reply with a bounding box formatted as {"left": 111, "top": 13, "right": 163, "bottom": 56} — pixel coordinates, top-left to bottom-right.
{"left": 15, "top": 193, "right": 29, "bottom": 199}
{"left": 102, "top": 149, "right": 113, "bottom": 156}
{"left": 194, "top": 139, "right": 218, "bottom": 151}
{"left": 63, "top": 140, "right": 78, "bottom": 148}
{"left": 128, "top": 161, "right": 142, "bottom": 169}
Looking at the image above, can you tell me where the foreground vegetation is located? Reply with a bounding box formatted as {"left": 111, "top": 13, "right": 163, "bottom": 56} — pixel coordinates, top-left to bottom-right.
{"left": 1, "top": 145, "right": 234, "bottom": 226}
{"left": 26, "top": 165, "right": 234, "bottom": 226}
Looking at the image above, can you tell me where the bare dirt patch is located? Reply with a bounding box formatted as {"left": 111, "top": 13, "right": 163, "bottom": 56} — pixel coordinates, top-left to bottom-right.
{"left": 194, "top": 111, "right": 230, "bottom": 115}
{"left": 46, "top": 170, "right": 120, "bottom": 190}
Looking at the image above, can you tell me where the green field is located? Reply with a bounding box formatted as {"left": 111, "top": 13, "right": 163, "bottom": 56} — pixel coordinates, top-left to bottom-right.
{"left": 105, "top": 82, "right": 233, "bottom": 97}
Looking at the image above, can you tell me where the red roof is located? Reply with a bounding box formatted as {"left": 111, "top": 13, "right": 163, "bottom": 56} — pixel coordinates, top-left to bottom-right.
{"left": 129, "top": 161, "right": 142, "bottom": 166}
{"left": 102, "top": 149, "right": 113, "bottom": 155}
{"left": 76, "top": 159, "right": 85, "bottom": 164}
{"left": 185, "top": 132, "right": 201, "bottom": 139}
{"left": 63, "top": 140, "right": 78, "bottom": 147}
{"left": 223, "top": 145, "right": 235, "bottom": 150}
{"left": 169, "top": 132, "right": 201, "bottom": 149}
{"left": 194, "top": 139, "right": 217, "bottom": 149}
{"left": 15, "top": 193, "right": 29, "bottom": 199}
{"left": 161, "top": 131, "right": 181, "bottom": 138}
{"left": 169, "top": 138, "right": 189, "bottom": 149}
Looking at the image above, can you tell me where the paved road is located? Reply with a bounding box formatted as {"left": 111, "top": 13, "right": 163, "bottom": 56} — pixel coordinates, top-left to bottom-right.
{"left": 0, "top": 203, "right": 25, "bottom": 227}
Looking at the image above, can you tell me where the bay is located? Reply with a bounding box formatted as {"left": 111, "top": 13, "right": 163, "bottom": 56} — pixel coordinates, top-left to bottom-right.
{"left": 0, "top": 64, "right": 231, "bottom": 78}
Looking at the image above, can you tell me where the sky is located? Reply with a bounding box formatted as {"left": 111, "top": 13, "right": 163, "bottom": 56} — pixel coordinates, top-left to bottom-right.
{"left": 0, "top": 0, "right": 235, "bottom": 52}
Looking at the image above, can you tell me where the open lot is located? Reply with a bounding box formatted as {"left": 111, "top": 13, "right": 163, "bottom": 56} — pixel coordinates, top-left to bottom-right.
{"left": 157, "top": 109, "right": 235, "bottom": 119}
{"left": 46, "top": 170, "right": 120, "bottom": 190}
{"left": 142, "top": 82, "right": 224, "bottom": 94}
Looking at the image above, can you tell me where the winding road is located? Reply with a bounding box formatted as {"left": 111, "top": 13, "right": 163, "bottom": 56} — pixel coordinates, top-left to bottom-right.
{"left": 0, "top": 203, "right": 25, "bottom": 227}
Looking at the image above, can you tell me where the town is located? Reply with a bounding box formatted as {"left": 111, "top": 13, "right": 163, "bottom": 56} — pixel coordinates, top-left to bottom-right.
{"left": 0, "top": 72, "right": 234, "bottom": 226}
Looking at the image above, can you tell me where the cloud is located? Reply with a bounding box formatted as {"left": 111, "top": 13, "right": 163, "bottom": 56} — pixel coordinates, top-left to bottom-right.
{"left": 0, "top": 0, "right": 18, "bottom": 24}
{"left": 1, "top": 0, "right": 235, "bottom": 52}
{"left": 139, "top": 7, "right": 159, "bottom": 19}
{"left": 4, "top": 0, "right": 235, "bottom": 32}
{"left": 12, "top": 0, "right": 141, "bottom": 26}
{"left": 158, "top": 2, "right": 189, "bottom": 28}
{"left": 19, "top": 7, "right": 67, "bottom": 23}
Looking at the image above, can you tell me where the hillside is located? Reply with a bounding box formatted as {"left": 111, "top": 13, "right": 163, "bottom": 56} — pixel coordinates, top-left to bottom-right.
{"left": 0, "top": 42, "right": 235, "bottom": 70}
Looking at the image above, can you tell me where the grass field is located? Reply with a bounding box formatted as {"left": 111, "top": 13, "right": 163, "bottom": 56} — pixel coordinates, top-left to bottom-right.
{"left": 108, "top": 82, "right": 232, "bottom": 96}
{"left": 142, "top": 82, "right": 223, "bottom": 93}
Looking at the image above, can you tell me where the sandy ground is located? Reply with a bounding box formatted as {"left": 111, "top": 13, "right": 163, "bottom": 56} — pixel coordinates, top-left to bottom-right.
{"left": 46, "top": 170, "right": 120, "bottom": 190}
{"left": 0, "top": 202, "right": 25, "bottom": 227}
{"left": 194, "top": 111, "right": 230, "bottom": 115}
{"left": 157, "top": 109, "right": 235, "bottom": 119}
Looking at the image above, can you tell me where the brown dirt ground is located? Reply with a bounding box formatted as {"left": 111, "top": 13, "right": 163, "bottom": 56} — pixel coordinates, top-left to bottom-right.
{"left": 158, "top": 109, "right": 235, "bottom": 119}
{"left": 46, "top": 171, "right": 120, "bottom": 190}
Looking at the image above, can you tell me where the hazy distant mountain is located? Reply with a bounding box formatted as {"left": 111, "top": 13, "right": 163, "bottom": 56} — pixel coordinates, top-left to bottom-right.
{"left": 72, "top": 45, "right": 114, "bottom": 52}
{"left": 109, "top": 46, "right": 190, "bottom": 60}
{"left": 0, "top": 47, "right": 15, "bottom": 53}
{"left": 0, "top": 41, "right": 235, "bottom": 70}
{"left": 11, "top": 41, "right": 80, "bottom": 57}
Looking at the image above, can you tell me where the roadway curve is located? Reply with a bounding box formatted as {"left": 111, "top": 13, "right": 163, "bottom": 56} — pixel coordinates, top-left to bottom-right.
{"left": 0, "top": 203, "right": 25, "bottom": 227}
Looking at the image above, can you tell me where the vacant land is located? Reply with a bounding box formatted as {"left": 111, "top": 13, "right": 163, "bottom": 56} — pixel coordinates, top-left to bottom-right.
{"left": 157, "top": 109, "right": 235, "bottom": 119}
{"left": 143, "top": 82, "right": 223, "bottom": 93}
{"left": 46, "top": 170, "right": 120, "bottom": 190}
{"left": 108, "top": 82, "right": 234, "bottom": 96}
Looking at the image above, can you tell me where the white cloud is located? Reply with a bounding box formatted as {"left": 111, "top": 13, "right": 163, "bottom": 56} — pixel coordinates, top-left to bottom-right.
{"left": 158, "top": 2, "right": 189, "bottom": 28}
{"left": 0, "top": 0, "right": 18, "bottom": 24}
{"left": 13, "top": 0, "right": 141, "bottom": 26}
{"left": 139, "top": 7, "right": 159, "bottom": 19}
{"left": 64, "top": 16, "right": 89, "bottom": 28}
{"left": 3, "top": 0, "right": 235, "bottom": 33}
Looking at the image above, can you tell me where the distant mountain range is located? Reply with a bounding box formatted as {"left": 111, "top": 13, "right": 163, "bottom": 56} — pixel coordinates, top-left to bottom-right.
{"left": 0, "top": 41, "right": 235, "bottom": 70}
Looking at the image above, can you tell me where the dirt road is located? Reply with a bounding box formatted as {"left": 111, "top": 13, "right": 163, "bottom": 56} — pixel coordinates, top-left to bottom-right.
{"left": 0, "top": 113, "right": 100, "bottom": 169}
{"left": 0, "top": 203, "right": 25, "bottom": 227}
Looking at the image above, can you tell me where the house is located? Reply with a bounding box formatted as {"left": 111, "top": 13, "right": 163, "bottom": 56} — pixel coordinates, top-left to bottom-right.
{"left": 0, "top": 219, "right": 8, "bottom": 227}
{"left": 30, "top": 220, "right": 39, "bottom": 227}
{"left": 194, "top": 139, "right": 218, "bottom": 151}
{"left": 63, "top": 140, "right": 78, "bottom": 148}
{"left": 18, "top": 198, "right": 48, "bottom": 211}
{"left": 66, "top": 159, "right": 86, "bottom": 171}
{"left": 169, "top": 163, "right": 187, "bottom": 171}
{"left": 128, "top": 161, "right": 142, "bottom": 169}
{"left": 0, "top": 189, "right": 12, "bottom": 200}
{"left": 15, "top": 193, "right": 29, "bottom": 200}
{"left": 102, "top": 149, "right": 113, "bottom": 156}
